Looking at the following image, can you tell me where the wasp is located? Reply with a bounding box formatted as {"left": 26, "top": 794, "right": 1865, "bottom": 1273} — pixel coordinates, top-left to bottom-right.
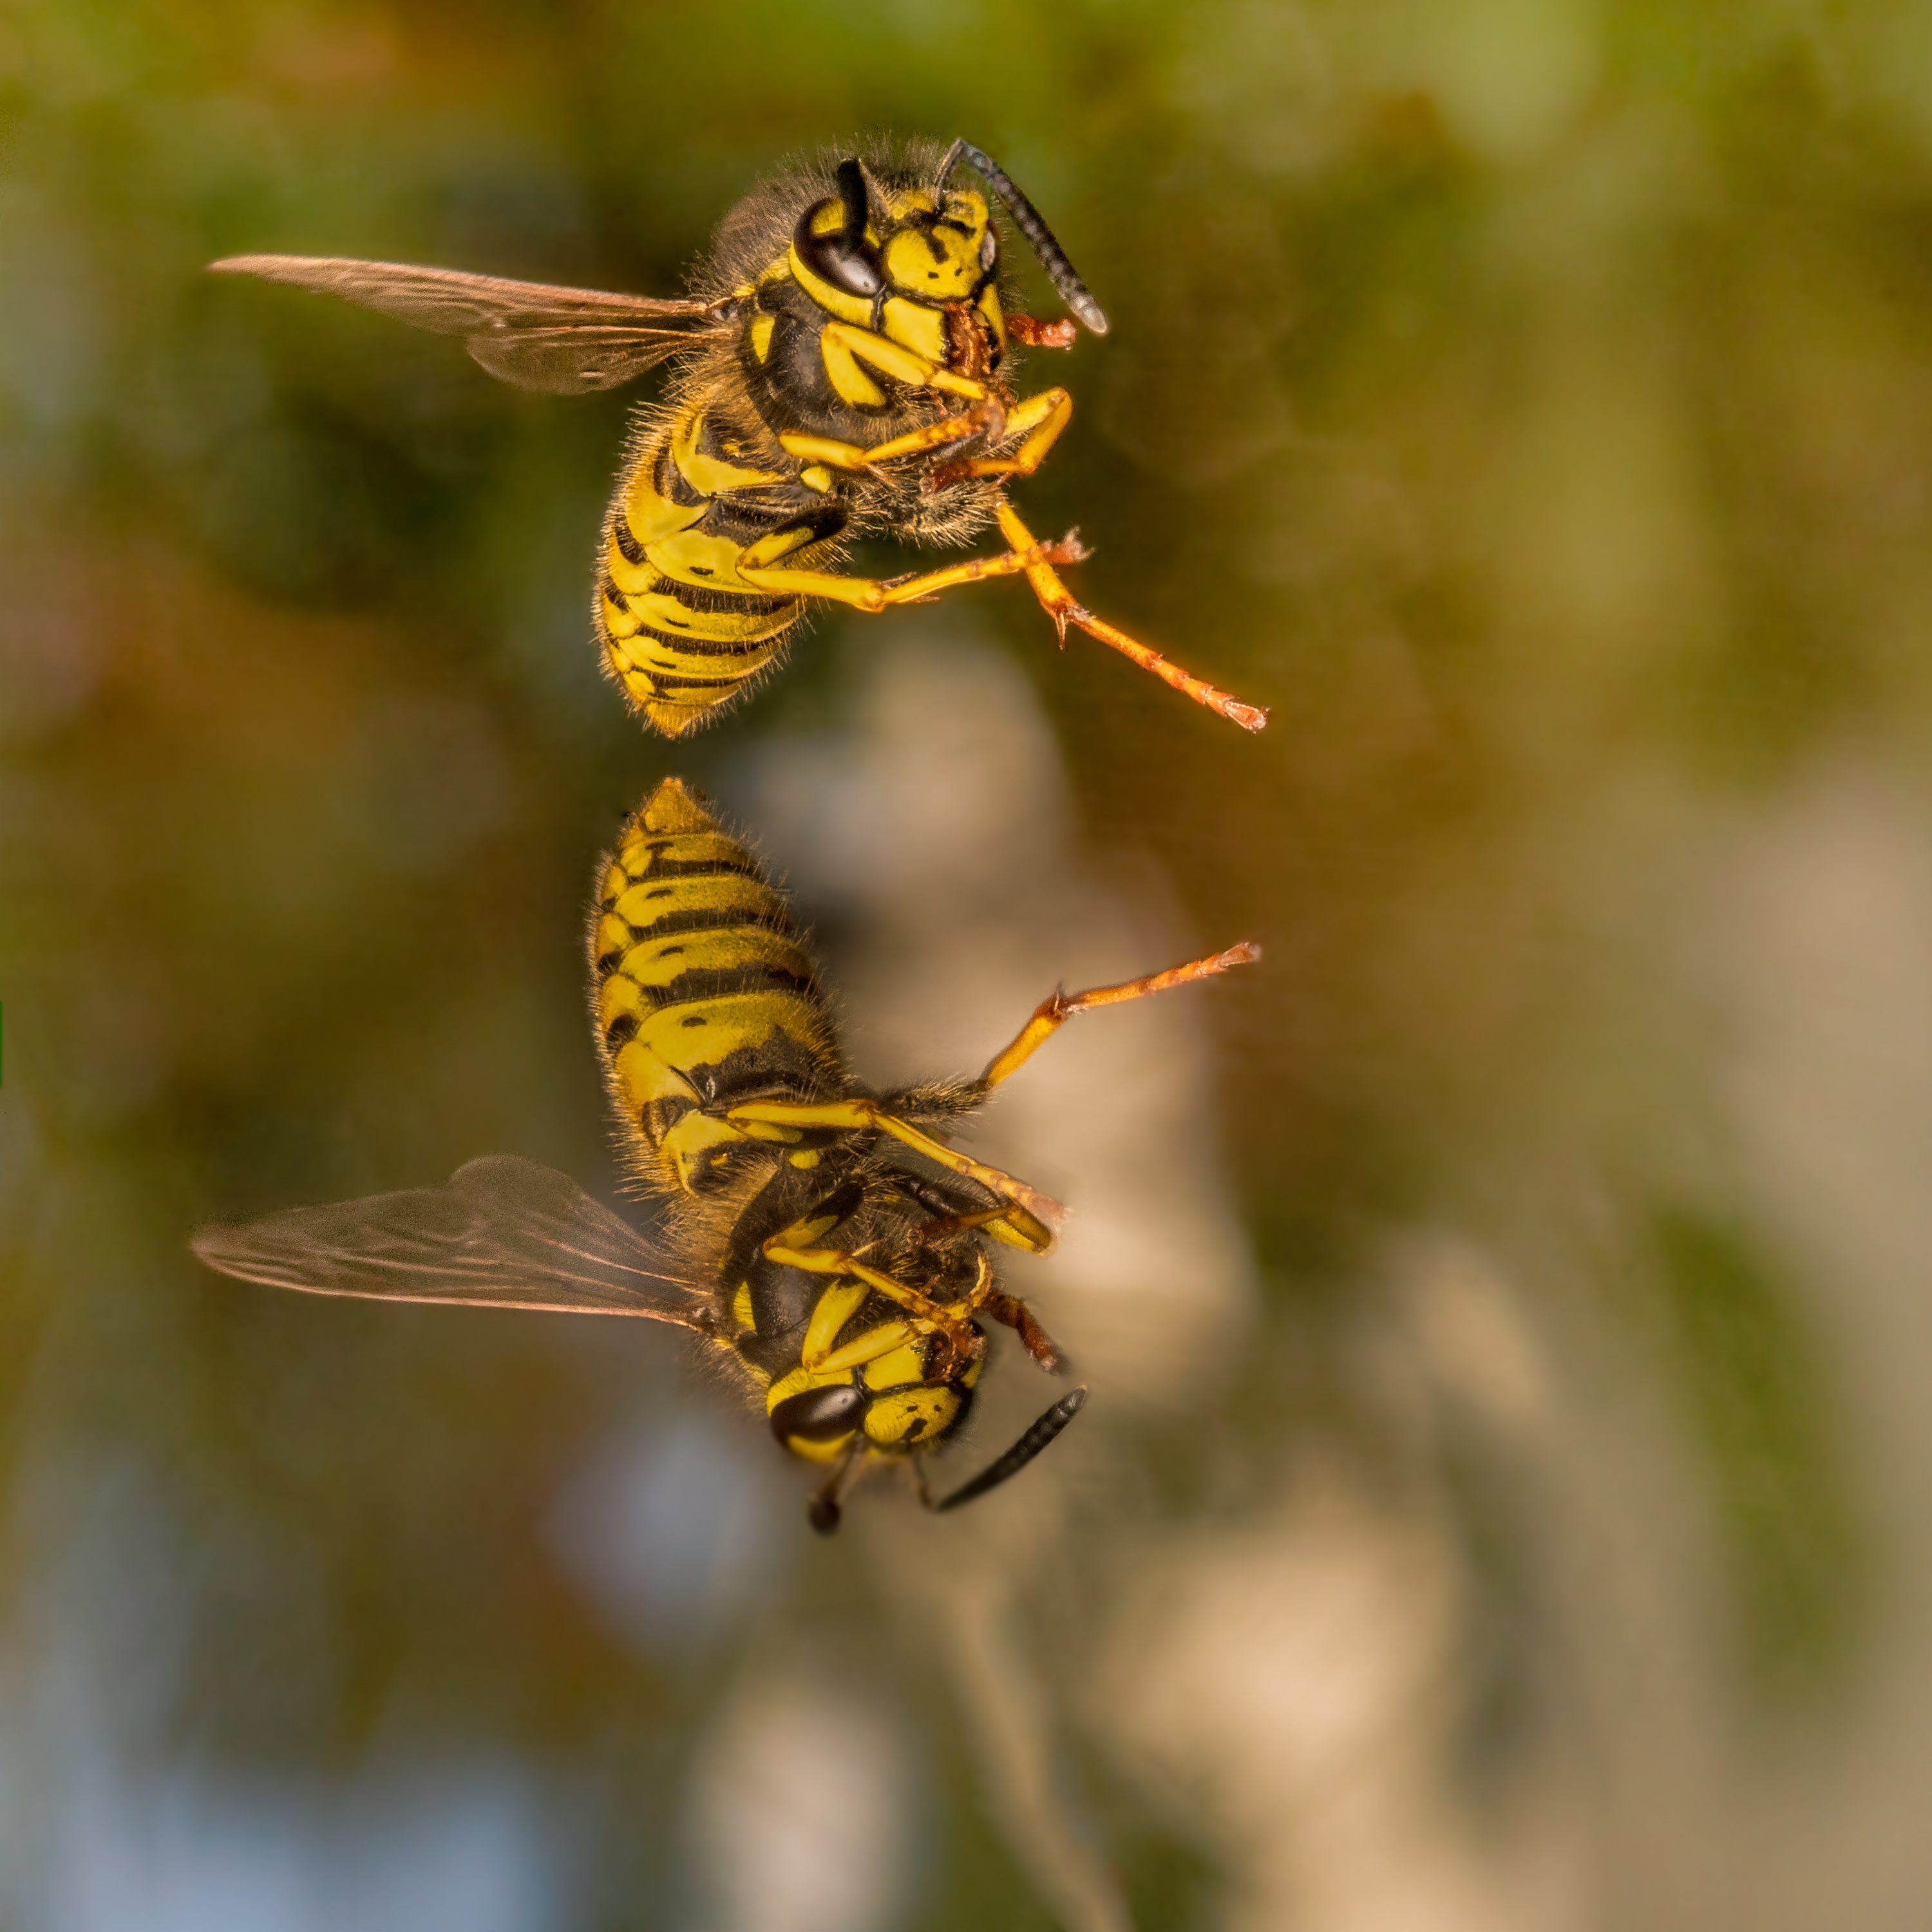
{"left": 211, "top": 139, "right": 1266, "bottom": 739}
{"left": 193, "top": 780, "right": 1258, "bottom": 1530}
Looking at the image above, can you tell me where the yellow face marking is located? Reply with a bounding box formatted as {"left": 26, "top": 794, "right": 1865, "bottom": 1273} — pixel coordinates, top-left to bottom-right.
{"left": 864, "top": 1385, "right": 962, "bottom": 1448}
{"left": 860, "top": 1339, "right": 929, "bottom": 1392}
{"left": 731, "top": 1280, "right": 755, "bottom": 1332}
{"left": 799, "top": 464, "right": 834, "bottom": 494}
{"left": 788, "top": 1148, "right": 822, "bottom": 1169}
{"left": 748, "top": 311, "right": 775, "bottom": 364}
{"left": 882, "top": 229, "right": 979, "bottom": 303}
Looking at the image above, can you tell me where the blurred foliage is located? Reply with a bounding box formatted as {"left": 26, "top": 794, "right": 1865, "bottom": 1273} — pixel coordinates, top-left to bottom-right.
{"left": 1650, "top": 1206, "right": 1866, "bottom": 1707}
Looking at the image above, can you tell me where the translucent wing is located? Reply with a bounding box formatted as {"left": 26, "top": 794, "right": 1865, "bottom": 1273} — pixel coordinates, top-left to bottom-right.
{"left": 191, "top": 1154, "right": 715, "bottom": 1327}
{"left": 209, "top": 254, "right": 730, "bottom": 394}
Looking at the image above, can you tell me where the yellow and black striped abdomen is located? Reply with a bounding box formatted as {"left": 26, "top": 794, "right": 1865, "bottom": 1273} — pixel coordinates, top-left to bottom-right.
{"left": 591, "top": 779, "right": 842, "bottom": 1194}
{"left": 598, "top": 403, "right": 832, "bottom": 738}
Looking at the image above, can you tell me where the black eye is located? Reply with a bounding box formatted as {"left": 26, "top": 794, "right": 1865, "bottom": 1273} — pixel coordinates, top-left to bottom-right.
{"left": 980, "top": 227, "right": 998, "bottom": 273}
{"left": 770, "top": 1381, "right": 866, "bottom": 1444}
{"left": 794, "top": 160, "right": 882, "bottom": 300}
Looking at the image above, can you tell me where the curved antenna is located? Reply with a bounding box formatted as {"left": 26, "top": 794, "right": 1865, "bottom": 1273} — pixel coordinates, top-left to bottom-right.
{"left": 930, "top": 1386, "right": 1090, "bottom": 1513}
{"left": 833, "top": 157, "right": 871, "bottom": 250}
{"left": 937, "top": 140, "right": 1110, "bottom": 336}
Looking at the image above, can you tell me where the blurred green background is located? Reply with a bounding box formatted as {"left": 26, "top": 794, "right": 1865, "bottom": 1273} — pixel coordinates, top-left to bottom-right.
{"left": 10, "top": 1, "right": 1932, "bottom": 1926}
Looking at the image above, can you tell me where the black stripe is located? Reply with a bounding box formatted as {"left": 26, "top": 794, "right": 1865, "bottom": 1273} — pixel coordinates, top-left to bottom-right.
{"left": 631, "top": 624, "right": 795, "bottom": 661}
{"left": 666, "top": 580, "right": 796, "bottom": 619}
{"left": 614, "top": 852, "right": 765, "bottom": 887}
{"left": 629, "top": 965, "right": 820, "bottom": 1011}
{"left": 629, "top": 666, "right": 773, "bottom": 696}
{"left": 612, "top": 520, "right": 647, "bottom": 566}
{"left": 626, "top": 906, "right": 795, "bottom": 942}
{"left": 654, "top": 437, "right": 706, "bottom": 509}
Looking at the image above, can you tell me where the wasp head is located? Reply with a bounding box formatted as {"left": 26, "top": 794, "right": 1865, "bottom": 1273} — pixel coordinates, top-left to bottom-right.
{"left": 792, "top": 158, "right": 997, "bottom": 309}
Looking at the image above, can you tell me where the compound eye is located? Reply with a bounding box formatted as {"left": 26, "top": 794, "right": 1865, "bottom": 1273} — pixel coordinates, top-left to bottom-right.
{"left": 770, "top": 1381, "right": 866, "bottom": 1445}
{"left": 792, "top": 188, "right": 885, "bottom": 301}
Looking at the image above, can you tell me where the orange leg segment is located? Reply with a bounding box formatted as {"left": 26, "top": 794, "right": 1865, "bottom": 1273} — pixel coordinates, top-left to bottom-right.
{"left": 996, "top": 500, "right": 1269, "bottom": 733}
{"left": 980, "top": 942, "right": 1263, "bottom": 1090}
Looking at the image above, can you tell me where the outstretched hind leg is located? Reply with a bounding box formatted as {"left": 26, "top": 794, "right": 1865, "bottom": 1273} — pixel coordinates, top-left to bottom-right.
{"left": 996, "top": 500, "right": 1268, "bottom": 733}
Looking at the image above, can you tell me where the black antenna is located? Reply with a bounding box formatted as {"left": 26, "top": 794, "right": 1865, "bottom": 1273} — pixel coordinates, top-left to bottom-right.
{"left": 937, "top": 140, "right": 1109, "bottom": 336}
{"left": 833, "top": 157, "right": 870, "bottom": 252}
{"left": 929, "top": 1386, "right": 1090, "bottom": 1513}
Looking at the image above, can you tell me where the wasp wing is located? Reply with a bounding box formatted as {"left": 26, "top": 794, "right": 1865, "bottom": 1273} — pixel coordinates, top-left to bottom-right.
{"left": 462, "top": 324, "right": 693, "bottom": 392}
{"left": 209, "top": 254, "right": 728, "bottom": 394}
{"left": 191, "top": 1154, "right": 714, "bottom": 1327}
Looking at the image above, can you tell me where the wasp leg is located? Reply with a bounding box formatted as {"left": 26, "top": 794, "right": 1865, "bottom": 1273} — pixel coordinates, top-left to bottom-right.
{"left": 978, "top": 942, "right": 1262, "bottom": 1091}
{"left": 925, "top": 386, "right": 1071, "bottom": 489}
{"left": 729, "top": 1097, "right": 1061, "bottom": 1253}
{"left": 983, "top": 1290, "right": 1066, "bottom": 1374}
{"left": 1005, "top": 313, "right": 1078, "bottom": 348}
{"left": 761, "top": 1236, "right": 955, "bottom": 1332}
{"left": 910, "top": 1205, "right": 1012, "bottom": 1244}
{"left": 780, "top": 415, "right": 987, "bottom": 473}
{"left": 735, "top": 527, "right": 1088, "bottom": 616}
{"left": 818, "top": 319, "right": 985, "bottom": 404}
{"left": 994, "top": 500, "right": 1269, "bottom": 733}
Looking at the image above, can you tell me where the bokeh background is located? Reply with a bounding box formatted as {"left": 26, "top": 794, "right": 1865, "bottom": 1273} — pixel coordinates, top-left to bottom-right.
{"left": 9, "top": 1, "right": 1932, "bottom": 1926}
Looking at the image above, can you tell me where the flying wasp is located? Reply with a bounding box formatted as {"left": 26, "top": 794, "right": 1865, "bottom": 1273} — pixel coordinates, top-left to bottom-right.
{"left": 211, "top": 138, "right": 1266, "bottom": 738}
{"left": 194, "top": 779, "right": 1258, "bottom": 1530}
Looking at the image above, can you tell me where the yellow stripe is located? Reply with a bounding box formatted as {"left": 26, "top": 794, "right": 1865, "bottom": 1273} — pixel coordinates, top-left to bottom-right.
{"left": 607, "top": 829, "right": 750, "bottom": 878}
{"left": 627, "top": 589, "right": 801, "bottom": 645}
{"left": 601, "top": 587, "right": 643, "bottom": 639}
{"left": 671, "top": 405, "right": 784, "bottom": 498}
{"left": 618, "top": 925, "right": 816, "bottom": 994}
{"left": 620, "top": 449, "right": 706, "bottom": 550}
{"left": 611, "top": 990, "right": 834, "bottom": 1111}
{"left": 607, "top": 540, "right": 660, "bottom": 600}
{"left": 643, "top": 526, "right": 762, "bottom": 593}
{"left": 637, "top": 779, "right": 714, "bottom": 837}
{"left": 612, "top": 871, "right": 778, "bottom": 930}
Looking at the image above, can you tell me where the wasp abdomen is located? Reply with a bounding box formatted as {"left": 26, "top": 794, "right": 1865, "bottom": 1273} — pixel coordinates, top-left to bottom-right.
{"left": 598, "top": 403, "right": 831, "bottom": 737}
{"left": 591, "top": 779, "right": 841, "bottom": 1191}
